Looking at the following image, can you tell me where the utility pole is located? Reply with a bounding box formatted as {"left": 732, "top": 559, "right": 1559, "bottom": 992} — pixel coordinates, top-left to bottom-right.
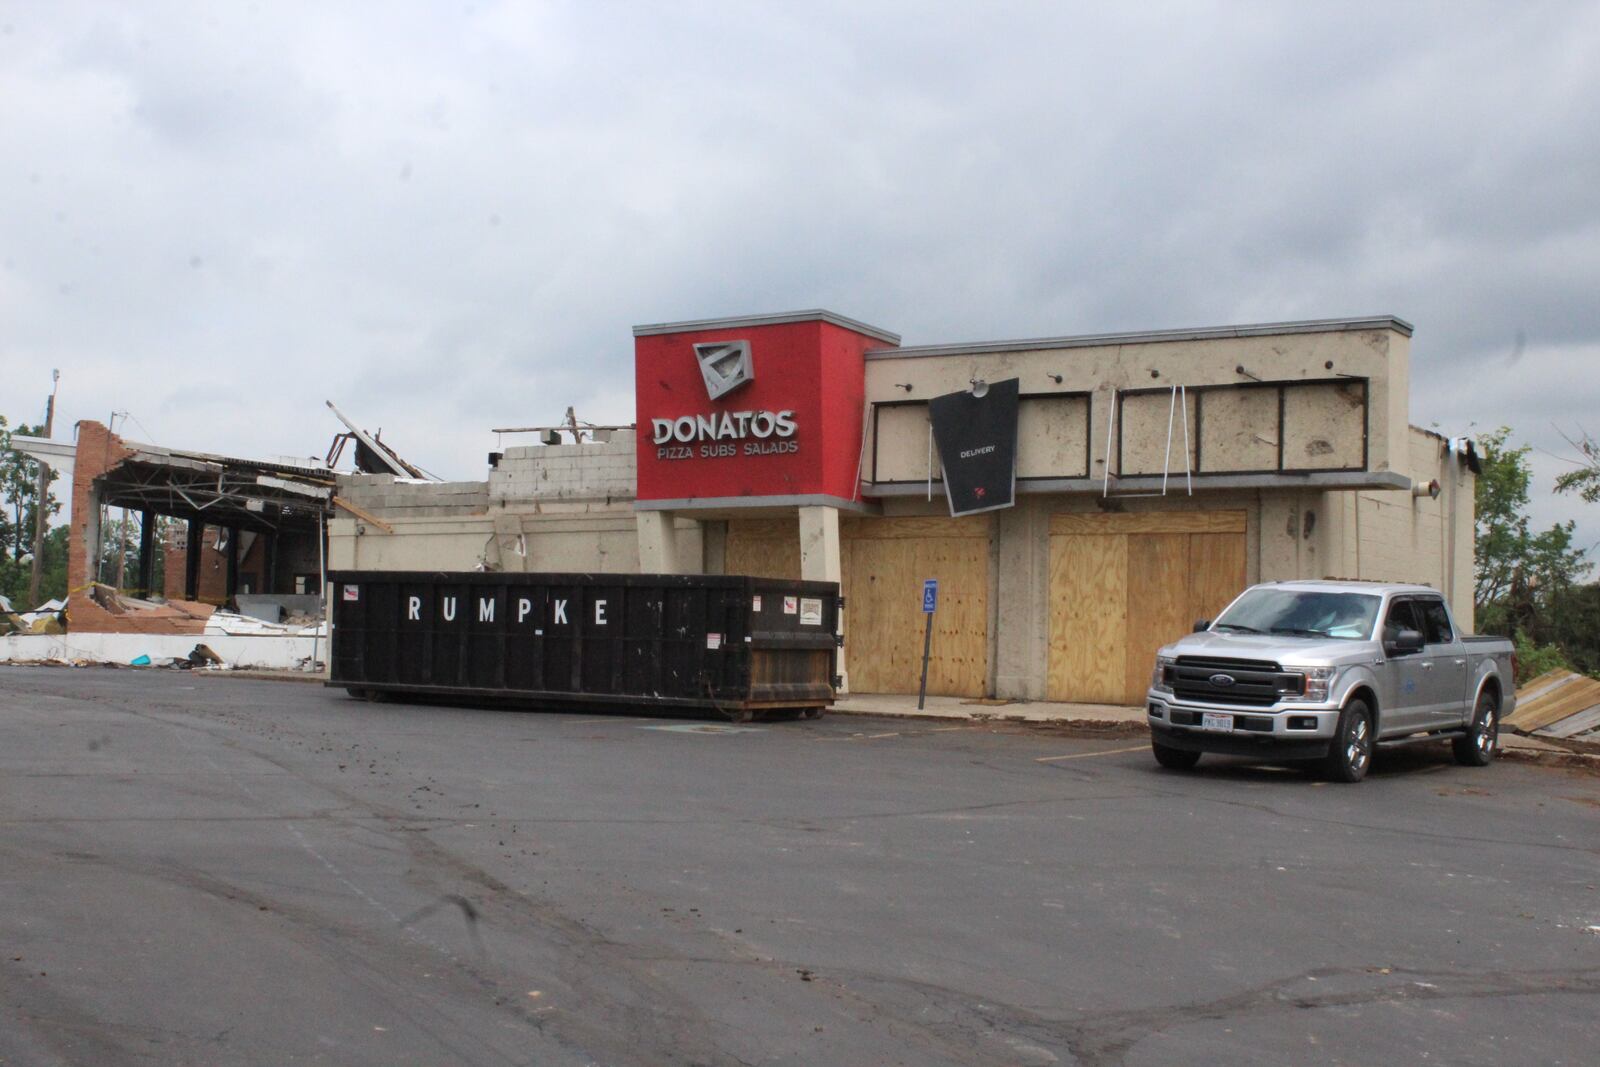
{"left": 26, "top": 370, "right": 59, "bottom": 608}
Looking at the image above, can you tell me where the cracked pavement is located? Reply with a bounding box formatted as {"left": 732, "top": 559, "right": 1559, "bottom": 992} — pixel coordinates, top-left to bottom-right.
{"left": 1, "top": 666, "right": 1596, "bottom": 1065}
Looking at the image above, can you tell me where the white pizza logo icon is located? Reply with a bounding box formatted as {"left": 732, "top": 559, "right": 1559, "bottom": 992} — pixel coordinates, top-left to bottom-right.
{"left": 694, "top": 340, "right": 754, "bottom": 400}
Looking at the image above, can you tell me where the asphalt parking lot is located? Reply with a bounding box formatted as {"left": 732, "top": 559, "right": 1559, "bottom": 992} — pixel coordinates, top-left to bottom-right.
{"left": 1, "top": 666, "right": 1596, "bottom": 1066}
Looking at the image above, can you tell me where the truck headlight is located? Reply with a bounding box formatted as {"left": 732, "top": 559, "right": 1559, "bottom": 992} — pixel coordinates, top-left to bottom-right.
{"left": 1286, "top": 666, "right": 1336, "bottom": 702}
{"left": 1151, "top": 655, "right": 1176, "bottom": 693}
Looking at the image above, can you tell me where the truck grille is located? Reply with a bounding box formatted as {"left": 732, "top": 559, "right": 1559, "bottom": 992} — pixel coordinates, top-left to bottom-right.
{"left": 1169, "top": 656, "right": 1301, "bottom": 708}
{"left": 1168, "top": 709, "right": 1275, "bottom": 732}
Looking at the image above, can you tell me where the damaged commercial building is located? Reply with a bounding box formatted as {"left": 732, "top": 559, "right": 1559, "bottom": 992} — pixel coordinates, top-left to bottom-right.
{"left": 329, "top": 311, "right": 1478, "bottom": 705}
{"left": 1, "top": 408, "right": 432, "bottom": 667}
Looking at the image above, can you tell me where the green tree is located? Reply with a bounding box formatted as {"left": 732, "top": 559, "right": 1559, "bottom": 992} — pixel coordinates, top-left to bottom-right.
{"left": 1473, "top": 427, "right": 1589, "bottom": 638}
{"left": 0, "top": 415, "right": 65, "bottom": 608}
{"left": 1554, "top": 427, "right": 1600, "bottom": 504}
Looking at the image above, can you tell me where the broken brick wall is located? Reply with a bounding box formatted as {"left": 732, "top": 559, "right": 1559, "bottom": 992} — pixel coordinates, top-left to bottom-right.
{"left": 66, "top": 420, "right": 135, "bottom": 631}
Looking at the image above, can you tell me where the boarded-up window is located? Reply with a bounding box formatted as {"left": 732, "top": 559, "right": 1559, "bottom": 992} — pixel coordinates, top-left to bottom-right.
{"left": 1118, "top": 390, "right": 1199, "bottom": 476}
{"left": 1282, "top": 381, "right": 1366, "bottom": 470}
{"left": 1196, "top": 387, "right": 1278, "bottom": 472}
{"left": 870, "top": 403, "right": 932, "bottom": 482}
{"left": 1018, "top": 394, "right": 1090, "bottom": 478}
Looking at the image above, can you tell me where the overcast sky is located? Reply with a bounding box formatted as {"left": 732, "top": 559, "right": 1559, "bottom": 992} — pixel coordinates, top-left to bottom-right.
{"left": 2, "top": 2, "right": 1597, "bottom": 556}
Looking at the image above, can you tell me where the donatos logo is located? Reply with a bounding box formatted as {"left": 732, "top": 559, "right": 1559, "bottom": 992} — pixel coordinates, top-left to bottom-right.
{"left": 650, "top": 410, "right": 796, "bottom": 445}
{"left": 650, "top": 338, "right": 801, "bottom": 461}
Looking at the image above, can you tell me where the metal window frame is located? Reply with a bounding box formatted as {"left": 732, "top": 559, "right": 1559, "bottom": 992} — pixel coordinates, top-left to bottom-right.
{"left": 1115, "top": 376, "right": 1370, "bottom": 479}
{"left": 866, "top": 391, "right": 1093, "bottom": 486}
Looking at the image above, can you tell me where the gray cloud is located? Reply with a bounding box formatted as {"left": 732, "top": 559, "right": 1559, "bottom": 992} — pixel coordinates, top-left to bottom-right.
{"left": 2, "top": 0, "right": 1596, "bottom": 549}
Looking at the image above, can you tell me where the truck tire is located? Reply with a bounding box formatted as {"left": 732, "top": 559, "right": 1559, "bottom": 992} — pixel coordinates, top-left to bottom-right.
{"left": 1452, "top": 689, "right": 1499, "bottom": 767}
{"left": 1151, "top": 739, "right": 1201, "bottom": 770}
{"left": 1324, "top": 699, "right": 1374, "bottom": 783}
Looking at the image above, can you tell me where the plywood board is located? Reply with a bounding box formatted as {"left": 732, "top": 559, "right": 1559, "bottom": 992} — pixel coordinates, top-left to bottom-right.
{"left": 1119, "top": 390, "right": 1200, "bottom": 476}
{"left": 1282, "top": 381, "right": 1366, "bottom": 470}
{"left": 1018, "top": 395, "right": 1090, "bottom": 478}
{"left": 842, "top": 516, "right": 990, "bottom": 696}
{"left": 1124, "top": 533, "right": 1192, "bottom": 701}
{"left": 1197, "top": 387, "right": 1278, "bottom": 472}
{"left": 842, "top": 515, "right": 990, "bottom": 541}
{"left": 1050, "top": 511, "right": 1246, "bottom": 536}
{"left": 1047, "top": 533, "right": 1128, "bottom": 703}
{"left": 1047, "top": 511, "right": 1247, "bottom": 705}
{"left": 725, "top": 519, "right": 801, "bottom": 580}
{"left": 1187, "top": 532, "right": 1248, "bottom": 624}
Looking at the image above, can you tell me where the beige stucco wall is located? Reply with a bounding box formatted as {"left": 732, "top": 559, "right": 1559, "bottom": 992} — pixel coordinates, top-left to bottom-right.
{"left": 1316, "top": 427, "right": 1476, "bottom": 630}
{"left": 863, "top": 325, "right": 1409, "bottom": 484}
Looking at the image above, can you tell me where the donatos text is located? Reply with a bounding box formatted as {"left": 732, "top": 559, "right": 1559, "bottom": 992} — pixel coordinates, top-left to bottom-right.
{"left": 652, "top": 410, "right": 798, "bottom": 461}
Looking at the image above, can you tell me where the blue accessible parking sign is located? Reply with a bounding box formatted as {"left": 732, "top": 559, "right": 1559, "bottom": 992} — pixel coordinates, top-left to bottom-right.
{"left": 922, "top": 579, "right": 939, "bottom": 614}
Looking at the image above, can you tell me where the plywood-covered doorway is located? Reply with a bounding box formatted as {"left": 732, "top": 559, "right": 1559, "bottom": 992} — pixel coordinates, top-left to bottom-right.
{"left": 1047, "top": 511, "right": 1247, "bottom": 705}
{"left": 725, "top": 515, "right": 992, "bottom": 697}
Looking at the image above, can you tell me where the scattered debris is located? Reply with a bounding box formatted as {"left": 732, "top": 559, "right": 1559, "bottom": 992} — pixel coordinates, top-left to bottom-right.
{"left": 189, "top": 644, "right": 225, "bottom": 667}
{"left": 204, "top": 610, "right": 324, "bottom": 638}
{"left": 325, "top": 400, "right": 435, "bottom": 480}
{"left": 1509, "top": 670, "right": 1600, "bottom": 748}
{"left": 1, "top": 596, "right": 68, "bottom": 636}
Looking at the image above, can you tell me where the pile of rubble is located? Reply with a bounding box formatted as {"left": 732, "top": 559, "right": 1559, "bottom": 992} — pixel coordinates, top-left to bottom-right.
{"left": 0, "top": 595, "right": 66, "bottom": 636}
{"left": 61, "top": 584, "right": 327, "bottom": 639}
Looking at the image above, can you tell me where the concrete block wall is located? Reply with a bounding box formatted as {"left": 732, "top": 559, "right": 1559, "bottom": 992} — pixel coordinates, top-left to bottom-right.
{"left": 336, "top": 474, "right": 490, "bottom": 518}
{"left": 488, "top": 431, "right": 637, "bottom": 505}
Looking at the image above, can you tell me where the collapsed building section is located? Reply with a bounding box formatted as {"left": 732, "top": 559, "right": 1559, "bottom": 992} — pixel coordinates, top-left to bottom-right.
{"left": 63, "top": 420, "right": 336, "bottom": 634}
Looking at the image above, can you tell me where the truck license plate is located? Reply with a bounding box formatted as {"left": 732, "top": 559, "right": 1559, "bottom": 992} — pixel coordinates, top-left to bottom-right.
{"left": 1200, "top": 713, "right": 1234, "bottom": 732}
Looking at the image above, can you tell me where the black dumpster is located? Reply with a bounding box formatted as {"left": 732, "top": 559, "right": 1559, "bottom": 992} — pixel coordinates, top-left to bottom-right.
{"left": 326, "top": 571, "right": 840, "bottom": 720}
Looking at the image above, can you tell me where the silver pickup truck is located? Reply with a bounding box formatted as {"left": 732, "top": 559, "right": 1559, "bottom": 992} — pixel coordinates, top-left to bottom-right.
{"left": 1146, "top": 581, "right": 1514, "bottom": 782}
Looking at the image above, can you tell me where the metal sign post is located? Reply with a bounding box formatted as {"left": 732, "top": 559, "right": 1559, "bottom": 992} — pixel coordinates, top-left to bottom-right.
{"left": 918, "top": 579, "right": 938, "bottom": 710}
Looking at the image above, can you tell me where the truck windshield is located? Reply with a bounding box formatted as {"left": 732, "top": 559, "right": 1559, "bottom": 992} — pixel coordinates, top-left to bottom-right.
{"left": 1212, "top": 589, "right": 1380, "bottom": 640}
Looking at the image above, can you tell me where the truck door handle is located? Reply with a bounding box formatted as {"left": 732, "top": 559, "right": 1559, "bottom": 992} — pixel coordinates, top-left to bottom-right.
{"left": 1420, "top": 662, "right": 1433, "bottom": 670}
{"left": 1453, "top": 658, "right": 1466, "bottom": 666}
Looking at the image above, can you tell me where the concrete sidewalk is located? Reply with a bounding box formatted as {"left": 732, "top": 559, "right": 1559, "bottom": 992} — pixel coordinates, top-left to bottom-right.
{"left": 833, "top": 692, "right": 1146, "bottom": 727}
{"left": 830, "top": 692, "right": 1599, "bottom": 765}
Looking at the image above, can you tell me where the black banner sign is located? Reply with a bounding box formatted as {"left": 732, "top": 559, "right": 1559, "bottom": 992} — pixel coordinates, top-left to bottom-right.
{"left": 928, "top": 377, "right": 1019, "bottom": 516}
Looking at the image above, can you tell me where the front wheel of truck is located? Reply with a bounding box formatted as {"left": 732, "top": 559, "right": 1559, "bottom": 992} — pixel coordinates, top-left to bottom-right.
{"left": 1452, "top": 689, "right": 1499, "bottom": 767}
{"left": 1324, "top": 699, "right": 1374, "bottom": 783}
{"left": 1151, "top": 739, "right": 1201, "bottom": 770}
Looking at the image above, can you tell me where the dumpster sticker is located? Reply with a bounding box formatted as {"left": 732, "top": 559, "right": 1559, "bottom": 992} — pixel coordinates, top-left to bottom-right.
{"left": 799, "top": 597, "right": 823, "bottom": 626}
{"left": 343, "top": 585, "right": 359, "bottom": 601}
{"left": 752, "top": 595, "right": 763, "bottom": 612}
{"left": 706, "top": 632, "right": 723, "bottom": 650}
{"left": 783, "top": 596, "right": 798, "bottom": 615}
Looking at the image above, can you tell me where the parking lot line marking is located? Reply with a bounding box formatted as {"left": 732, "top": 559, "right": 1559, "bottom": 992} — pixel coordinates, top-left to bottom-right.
{"left": 1035, "top": 744, "right": 1148, "bottom": 763}
{"left": 927, "top": 726, "right": 967, "bottom": 732}
{"left": 866, "top": 732, "right": 900, "bottom": 739}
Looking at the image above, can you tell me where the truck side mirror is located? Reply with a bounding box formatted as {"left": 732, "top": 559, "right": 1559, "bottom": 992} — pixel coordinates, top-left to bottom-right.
{"left": 1385, "top": 628, "right": 1425, "bottom": 656}
{"left": 1193, "top": 619, "right": 1211, "bottom": 633}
